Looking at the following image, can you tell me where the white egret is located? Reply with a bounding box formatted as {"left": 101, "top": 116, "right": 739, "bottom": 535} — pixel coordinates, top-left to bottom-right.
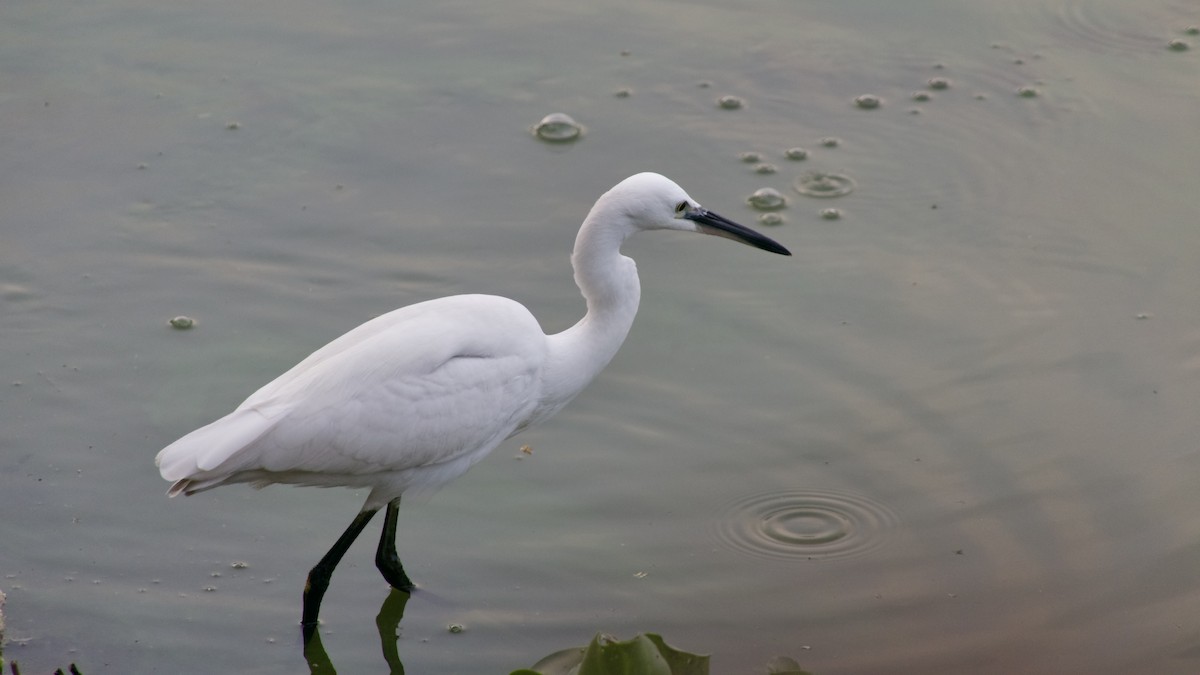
{"left": 156, "top": 172, "right": 790, "bottom": 628}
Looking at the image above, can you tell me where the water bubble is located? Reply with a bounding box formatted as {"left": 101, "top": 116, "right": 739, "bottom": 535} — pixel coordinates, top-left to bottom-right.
{"left": 819, "top": 137, "right": 841, "bottom": 148}
{"left": 927, "top": 77, "right": 951, "bottom": 90}
{"left": 739, "top": 151, "right": 763, "bottom": 163}
{"left": 1185, "top": 26, "right": 1199, "bottom": 36}
{"left": 1016, "top": 86, "right": 1039, "bottom": 98}
{"left": 225, "top": 121, "right": 240, "bottom": 130}
{"left": 169, "top": 316, "right": 195, "bottom": 330}
{"left": 717, "top": 95, "right": 745, "bottom": 110}
{"left": 783, "top": 147, "right": 809, "bottom": 160}
{"left": 1167, "top": 39, "right": 1190, "bottom": 51}
{"left": 613, "top": 88, "right": 633, "bottom": 98}
{"left": 758, "top": 212, "right": 785, "bottom": 227}
{"left": 911, "top": 91, "right": 932, "bottom": 102}
{"left": 712, "top": 489, "right": 899, "bottom": 561}
{"left": 794, "top": 171, "right": 855, "bottom": 198}
{"left": 532, "top": 113, "right": 583, "bottom": 142}
{"left": 753, "top": 163, "right": 778, "bottom": 175}
{"left": 820, "top": 208, "right": 842, "bottom": 220}
{"left": 447, "top": 623, "right": 465, "bottom": 634}
{"left": 854, "top": 94, "right": 881, "bottom": 109}
{"left": 746, "top": 187, "right": 787, "bottom": 210}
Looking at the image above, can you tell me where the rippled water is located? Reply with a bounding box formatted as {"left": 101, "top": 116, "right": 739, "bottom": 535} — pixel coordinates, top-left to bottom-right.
{"left": 794, "top": 172, "right": 856, "bottom": 199}
{"left": 712, "top": 489, "right": 900, "bottom": 561}
{"left": 2, "top": 0, "right": 1199, "bottom": 673}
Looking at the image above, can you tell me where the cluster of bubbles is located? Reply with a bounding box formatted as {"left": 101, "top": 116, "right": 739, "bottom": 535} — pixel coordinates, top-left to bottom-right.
{"left": 1169, "top": 25, "right": 1197, "bottom": 51}
{"left": 846, "top": 51, "right": 1060, "bottom": 120}
{"left": 727, "top": 44, "right": 1065, "bottom": 227}
{"left": 1165, "top": 23, "right": 1195, "bottom": 51}
{"left": 739, "top": 141, "right": 854, "bottom": 225}
{"left": 526, "top": 26, "right": 1195, "bottom": 225}
{"left": 526, "top": 61, "right": 848, "bottom": 227}
{"left": 730, "top": 49, "right": 1070, "bottom": 225}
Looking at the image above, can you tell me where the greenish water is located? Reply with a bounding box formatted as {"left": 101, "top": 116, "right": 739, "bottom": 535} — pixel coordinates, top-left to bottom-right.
{"left": 2, "top": 0, "right": 1199, "bottom": 672}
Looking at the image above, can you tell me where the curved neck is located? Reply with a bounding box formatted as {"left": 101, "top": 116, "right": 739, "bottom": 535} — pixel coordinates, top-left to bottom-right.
{"left": 543, "top": 210, "right": 641, "bottom": 404}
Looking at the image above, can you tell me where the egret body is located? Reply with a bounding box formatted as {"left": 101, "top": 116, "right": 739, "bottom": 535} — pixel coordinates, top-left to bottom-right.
{"left": 156, "top": 172, "right": 790, "bottom": 629}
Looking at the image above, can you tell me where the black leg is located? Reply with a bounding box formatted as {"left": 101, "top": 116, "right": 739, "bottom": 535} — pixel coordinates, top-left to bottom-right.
{"left": 302, "top": 508, "right": 379, "bottom": 632}
{"left": 375, "top": 498, "right": 415, "bottom": 592}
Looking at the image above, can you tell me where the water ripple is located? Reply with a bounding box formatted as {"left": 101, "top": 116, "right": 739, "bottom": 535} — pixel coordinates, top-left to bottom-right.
{"left": 712, "top": 489, "right": 899, "bottom": 561}
{"left": 1048, "top": 0, "right": 1171, "bottom": 54}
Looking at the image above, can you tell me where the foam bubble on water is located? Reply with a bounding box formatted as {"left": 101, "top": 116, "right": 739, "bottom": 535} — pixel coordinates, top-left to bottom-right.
{"left": 532, "top": 113, "right": 583, "bottom": 142}
{"left": 746, "top": 187, "right": 787, "bottom": 210}
{"left": 717, "top": 95, "right": 745, "bottom": 110}
{"left": 854, "top": 94, "right": 881, "bottom": 109}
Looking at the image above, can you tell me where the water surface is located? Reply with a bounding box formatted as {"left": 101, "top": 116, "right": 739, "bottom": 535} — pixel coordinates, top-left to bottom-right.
{"left": 2, "top": 0, "right": 1199, "bottom": 672}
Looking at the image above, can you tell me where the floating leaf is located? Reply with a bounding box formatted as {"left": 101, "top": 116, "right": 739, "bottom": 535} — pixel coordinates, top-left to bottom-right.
{"left": 766, "top": 655, "right": 813, "bottom": 674}
{"left": 516, "top": 632, "right": 709, "bottom": 675}
{"left": 578, "top": 633, "right": 672, "bottom": 675}
{"left": 526, "top": 646, "right": 588, "bottom": 675}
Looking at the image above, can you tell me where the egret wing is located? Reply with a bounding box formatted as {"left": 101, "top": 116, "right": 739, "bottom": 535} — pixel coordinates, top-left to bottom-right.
{"left": 157, "top": 295, "right": 548, "bottom": 490}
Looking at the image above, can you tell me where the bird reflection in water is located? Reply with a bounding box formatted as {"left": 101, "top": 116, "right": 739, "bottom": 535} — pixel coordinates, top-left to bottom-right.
{"left": 303, "top": 588, "right": 410, "bottom": 674}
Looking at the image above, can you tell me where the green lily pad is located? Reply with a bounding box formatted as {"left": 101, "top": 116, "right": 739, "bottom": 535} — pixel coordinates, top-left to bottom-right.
{"left": 518, "top": 632, "right": 709, "bottom": 675}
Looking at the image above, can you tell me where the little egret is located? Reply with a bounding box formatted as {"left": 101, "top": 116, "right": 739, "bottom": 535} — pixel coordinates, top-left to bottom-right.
{"left": 156, "top": 172, "right": 790, "bottom": 628}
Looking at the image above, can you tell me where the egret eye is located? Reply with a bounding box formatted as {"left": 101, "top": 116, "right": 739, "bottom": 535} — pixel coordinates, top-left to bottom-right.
{"left": 675, "top": 200, "right": 689, "bottom": 215}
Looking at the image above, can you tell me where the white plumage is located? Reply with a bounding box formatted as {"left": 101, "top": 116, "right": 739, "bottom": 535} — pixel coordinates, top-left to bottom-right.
{"left": 155, "top": 172, "right": 789, "bottom": 630}
{"left": 158, "top": 295, "right": 547, "bottom": 508}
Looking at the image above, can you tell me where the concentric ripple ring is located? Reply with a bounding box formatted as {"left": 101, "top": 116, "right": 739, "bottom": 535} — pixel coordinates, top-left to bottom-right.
{"left": 712, "top": 489, "right": 899, "bottom": 561}
{"left": 794, "top": 171, "right": 855, "bottom": 198}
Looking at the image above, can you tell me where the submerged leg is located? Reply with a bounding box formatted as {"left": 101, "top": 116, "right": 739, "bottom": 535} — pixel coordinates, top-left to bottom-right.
{"left": 375, "top": 498, "right": 415, "bottom": 592}
{"left": 302, "top": 508, "right": 379, "bottom": 629}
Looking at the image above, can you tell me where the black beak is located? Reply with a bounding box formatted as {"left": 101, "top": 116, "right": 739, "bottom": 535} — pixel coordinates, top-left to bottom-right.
{"left": 685, "top": 208, "right": 791, "bottom": 256}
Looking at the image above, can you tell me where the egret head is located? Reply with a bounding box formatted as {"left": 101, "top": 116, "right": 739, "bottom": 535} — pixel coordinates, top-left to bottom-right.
{"left": 606, "top": 172, "right": 791, "bottom": 256}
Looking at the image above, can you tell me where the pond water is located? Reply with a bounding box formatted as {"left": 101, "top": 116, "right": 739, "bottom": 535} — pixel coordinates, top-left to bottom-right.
{"left": 2, "top": 0, "right": 1199, "bottom": 673}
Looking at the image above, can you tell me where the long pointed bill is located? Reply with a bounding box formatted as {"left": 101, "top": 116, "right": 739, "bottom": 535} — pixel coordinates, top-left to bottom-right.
{"left": 685, "top": 208, "right": 791, "bottom": 256}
